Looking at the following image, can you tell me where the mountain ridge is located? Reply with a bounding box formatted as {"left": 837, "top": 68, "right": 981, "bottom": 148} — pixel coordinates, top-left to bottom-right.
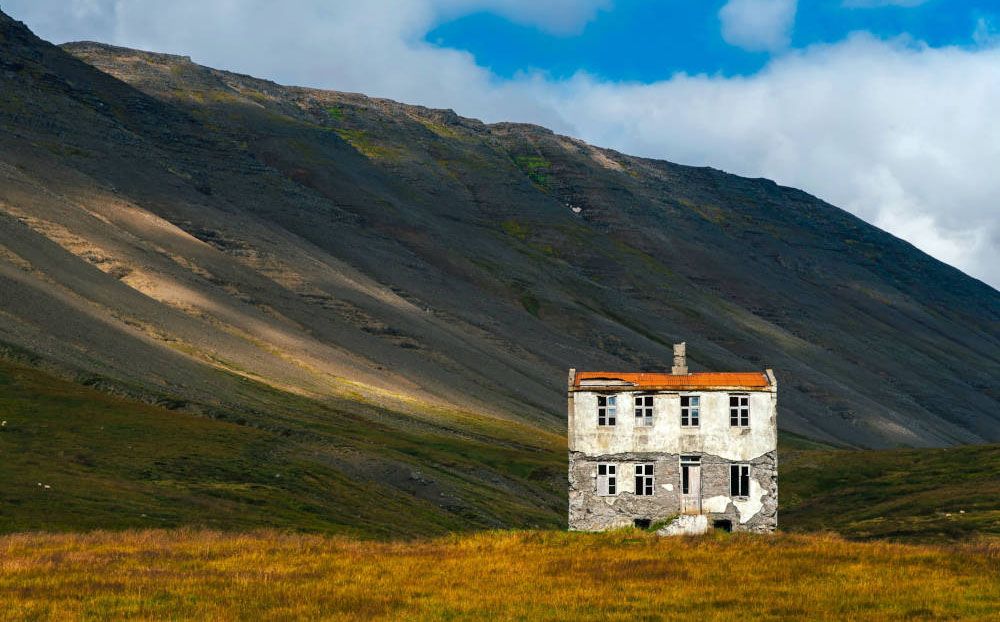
{"left": 0, "top": 9, "right": 998, "bottom": 456}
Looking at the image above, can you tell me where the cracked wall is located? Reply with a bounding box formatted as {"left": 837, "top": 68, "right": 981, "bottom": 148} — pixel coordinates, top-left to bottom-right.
{"left": 568, "top": 384, "right": 777, "bottom": 533}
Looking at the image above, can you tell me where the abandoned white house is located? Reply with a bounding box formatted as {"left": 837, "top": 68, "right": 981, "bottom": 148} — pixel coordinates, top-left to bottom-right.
{"left": 567, "top": 343, "right": 777, "bottom": 533}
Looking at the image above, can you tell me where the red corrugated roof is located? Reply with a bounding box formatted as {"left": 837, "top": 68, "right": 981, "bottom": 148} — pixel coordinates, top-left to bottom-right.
{"left": 574, "top": 371, "right": 769, "bottom": 389}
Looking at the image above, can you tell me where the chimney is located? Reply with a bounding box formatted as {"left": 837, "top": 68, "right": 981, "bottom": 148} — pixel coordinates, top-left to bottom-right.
{"left": 671, "top": 342, "right": 688, "bottom": 375}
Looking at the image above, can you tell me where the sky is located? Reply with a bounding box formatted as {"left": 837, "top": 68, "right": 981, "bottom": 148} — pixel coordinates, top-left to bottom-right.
{"left": 4, "top": 0, "right": 999, "bottom": 288}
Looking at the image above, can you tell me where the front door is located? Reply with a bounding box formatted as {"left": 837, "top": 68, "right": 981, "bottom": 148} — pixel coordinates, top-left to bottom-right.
{"left": 681, "top": 456, "right": 702, "bottom": 514}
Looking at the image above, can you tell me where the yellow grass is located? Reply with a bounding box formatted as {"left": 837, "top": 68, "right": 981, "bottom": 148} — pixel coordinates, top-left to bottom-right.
{"left": 1, "top": 529, "right": 997, "bottom": 621}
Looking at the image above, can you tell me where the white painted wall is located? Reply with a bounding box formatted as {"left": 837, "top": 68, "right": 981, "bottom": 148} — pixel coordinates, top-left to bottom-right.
{"left": 570, "top": 389, "right": 777, "bottom": 461}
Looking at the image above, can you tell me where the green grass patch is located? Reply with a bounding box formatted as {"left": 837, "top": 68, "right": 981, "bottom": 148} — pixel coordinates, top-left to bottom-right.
{"left": 501, "top": 218, "right": 529, "bottom": 241}
{"left": 519, "top": 293, "right": 541, "bottom": 317}
{"left": 513, "top": 155, "right": 552, "bottom": 189}
{"left": 334, "top": 128, "right": 403, "bottom": 160}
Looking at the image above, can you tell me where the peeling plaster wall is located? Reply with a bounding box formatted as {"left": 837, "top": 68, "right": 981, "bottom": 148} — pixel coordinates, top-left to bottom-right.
{"left": 568, "top": 387, "right": 777, "bottom": 533}
{"left": 569, "top": 390, "right": 776, "bottom": 461}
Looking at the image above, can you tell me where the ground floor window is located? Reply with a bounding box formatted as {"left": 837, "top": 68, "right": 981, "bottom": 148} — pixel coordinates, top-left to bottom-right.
{"left": 731, "top": 464, "right": 750, "bottom": 497}
{"left": 597, "top": 463, "right": 617, "bottom": 496}
{"left": 634, "top": 463, "right": 654, "bottom": 495}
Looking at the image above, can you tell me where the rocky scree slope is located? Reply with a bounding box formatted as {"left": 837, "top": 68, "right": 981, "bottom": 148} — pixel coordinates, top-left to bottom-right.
{"left": 0, "top": 7, "right": 998, "bottom": 458}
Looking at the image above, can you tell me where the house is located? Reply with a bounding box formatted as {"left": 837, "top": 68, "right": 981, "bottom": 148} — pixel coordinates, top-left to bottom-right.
{"left": 567, "top": 343, "right": 777, "bottom": 534}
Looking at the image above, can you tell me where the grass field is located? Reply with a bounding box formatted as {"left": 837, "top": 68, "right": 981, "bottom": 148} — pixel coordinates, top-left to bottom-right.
{"left": 1, "top": 529, "right": 997, "bottom": 621}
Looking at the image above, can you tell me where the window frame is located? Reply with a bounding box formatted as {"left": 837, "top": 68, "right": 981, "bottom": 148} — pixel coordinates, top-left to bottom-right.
{"left": 729, "top": 394, "right": 750, "bottom": 428}
{"left": 634, "top": 394, "right": 654, "bottom": 427}
{"left": 596, "top": 463, "right": 617, "bottom": 496}
{"left": 680, "top": 394, "right": 700, "bottom": 427}
{"left": 634, "top": 463, "right": 654, "bottom": 496}
{"left": 597, "top": 394, "right": 617, "bottom": 427}
{"left": 730, "top": 463, "right": 751, "bottom": 498}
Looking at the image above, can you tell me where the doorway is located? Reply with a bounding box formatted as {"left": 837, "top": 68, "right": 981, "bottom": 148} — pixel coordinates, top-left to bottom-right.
{"left": 680, "top": 455, "right": 701, "bottom": 514}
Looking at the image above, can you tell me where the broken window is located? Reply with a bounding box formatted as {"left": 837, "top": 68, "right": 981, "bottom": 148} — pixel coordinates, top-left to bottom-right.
{"left": 680, "top": 395, "right": 700, "bottom": 427}
{"left": 729, "top": 394, "right": 750, "bottom": 427}
{"left": 730, "top": 464, "right": 750, "bottom": 497}
{"left": 680, "top": 455, "right": 701, "bottom": 494}
{"left": 596, "top": 463, "right": 617, "bottom": 496}
{"left": 597, "top": 395, "right": 617, "bottom": 426}
{"left": 634, "top": 463, "right": 654, "bottom": 496}
{"left": 634, "top": 395, "right": 654, "bottom": 427}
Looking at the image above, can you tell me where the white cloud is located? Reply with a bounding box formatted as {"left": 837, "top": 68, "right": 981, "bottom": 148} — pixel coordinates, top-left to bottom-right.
{"left": 719, "top": 0, "right": 798, "bottom": 52}
{"left": 973, "top": 16, "right": 999, "bottom": 47}
{"left": 3, "top": 1, "right": 999, "bottom": 288}
{"left": 842, "top": 1, "right": 930, "bottom": 8}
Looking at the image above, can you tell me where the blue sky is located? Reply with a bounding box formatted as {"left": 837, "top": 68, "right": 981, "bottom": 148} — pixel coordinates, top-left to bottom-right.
{"left": 428, "top": 1, "right": 990, "bottom": 80}
{"left": 4, "top": 0, "right": 999, "bottom": 287}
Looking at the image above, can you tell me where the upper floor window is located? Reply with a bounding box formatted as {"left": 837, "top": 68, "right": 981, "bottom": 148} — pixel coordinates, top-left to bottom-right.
{"left": 597, "top": 395, "right": 617, "bottom": 426}
{"left": 731, "top": 464, "right": 750, "bottom": 497}
{"left": 729, "top": 394, "right": 749, "bottom": 427}
{"left": 597, "top": 463, "right": 617, "bottom": 496}
{"left": 680, "top": 395, "right": 700, "bottom": 427}
{"left": 634, "top": 395, "right": 654, "bottom": 427}
{"left": 634, "top": 463, "right": 654, "bottom": 496}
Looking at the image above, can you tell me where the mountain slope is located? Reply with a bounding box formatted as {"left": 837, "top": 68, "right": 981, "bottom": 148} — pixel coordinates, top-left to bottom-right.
{"left": 1, "top": 5, "right": 998, "bottom": 467}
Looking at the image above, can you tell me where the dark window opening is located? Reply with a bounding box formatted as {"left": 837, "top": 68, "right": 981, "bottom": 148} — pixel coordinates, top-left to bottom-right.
{"left": 713, "top": 519, "right": 733, "bottom": 532}
{"left": 634, "top": 518, "right": 652, "bottom": 529}
{"left": 730, "top": 464, "right": 750, "bottom": 497}
{"left": 729, "top": 394, "right": 750, "bottom": 427}
{"left": 681, "top": 395, "right": 700, "bottom": 427}
{"left": 634, "top": 395, "right": 654, "bottom": 427}
{"left": 598, "top": 395, "right": 617, "bottom": 426}
{"left": 634, "top": 463, "right": 654, "bottom": 496}
{"left": 597, "top": 463, "right": 617, "bottom": 496}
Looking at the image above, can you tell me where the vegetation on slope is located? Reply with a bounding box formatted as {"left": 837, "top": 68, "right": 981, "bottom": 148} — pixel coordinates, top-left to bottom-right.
{"left": 780, "top": 444, "right": 1000, "bottom": 541}
{"left": 2, "top": 529, "right": 997, "bottom": 621}
{"left": 0, "top": 359, "right": 564, "bottom": 536}
{"left": 2, "top": 354, "right": 997, "bottom": 543}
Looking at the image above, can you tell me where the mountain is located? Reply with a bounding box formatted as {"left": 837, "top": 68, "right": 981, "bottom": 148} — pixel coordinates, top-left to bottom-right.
{"left": 1, "top": 5, "right": 998, "bottom": 485}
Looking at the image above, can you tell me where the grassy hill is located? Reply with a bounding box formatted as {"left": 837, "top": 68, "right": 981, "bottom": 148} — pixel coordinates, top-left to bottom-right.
{"left": 2, "top": 529, "right": 997, "bottom": 621}
{"left": 0, "top": 358, "right": 563, "bottom": 536}
{"left": 3, "top": 357, "right": 998, "bottom": 541}
{"left": 781, "top": 443, "right": 1000, "bottom": 541}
